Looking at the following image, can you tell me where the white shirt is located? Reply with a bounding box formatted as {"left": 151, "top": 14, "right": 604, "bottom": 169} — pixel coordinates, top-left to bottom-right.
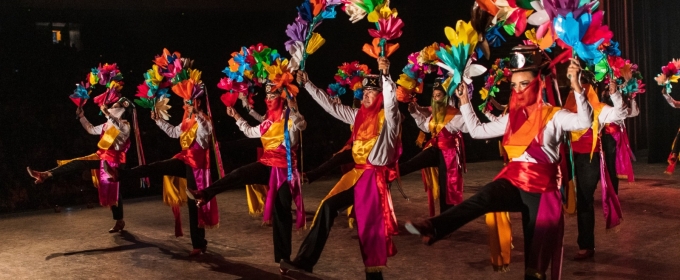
{"left": 235, "top": 110, "right": 306, "bottom": 146}
{"left": 598, "top": 91, "right": 631, "bottom": 127}
{"left": 155, "top": 113, "right": 213, "bottom": 149}
{"left": 460, "top": 91, "right": 593, "bottom": 164}
{"left": 80, "top": 116, "right": 130, "bottom": 152}
{"left": 409, "top": 104, "right": 468, "bottom": 134}
{"left": 303, "top": 75, "right": 402, "bottom": 166}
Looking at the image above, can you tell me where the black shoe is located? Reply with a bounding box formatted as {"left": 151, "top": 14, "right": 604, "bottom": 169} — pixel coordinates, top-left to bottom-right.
{"left": 186, "top": 189, "right": 209, "bottom": 206}
{"left": 279, "top": 259, "right": 312, "bottom": 275}
{"left": 366, "top": 271, "right": 384, "bottom": 280}
{"left": 108, "top": 220, "right": 125, "bottom": 233}
{"left": 405, "top": 220, "right": 436, "bottom": 245}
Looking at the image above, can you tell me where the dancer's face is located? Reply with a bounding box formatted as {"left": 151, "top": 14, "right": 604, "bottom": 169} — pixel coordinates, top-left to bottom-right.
{"left": 510, "top": 71, "right": 539, "bottom": 108}
{"left": 432, "top": 89, "right": 445, "bottom": 102}
{"left": 108, "top": 101, "right": 127, "bottom": 119}
{"left": 362, "top": 89, "right": 379, "bottom": 108}
{"left": 265, "top": 93, "right": 283, "bottom": 111}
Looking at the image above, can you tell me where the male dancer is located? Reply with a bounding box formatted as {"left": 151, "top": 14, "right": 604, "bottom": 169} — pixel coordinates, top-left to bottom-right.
{"left": 189, "top": 83, "right": 307, "bottom": 265}
{"left": 281, "top": 57, "right": 400, "bottom": 280}
{"left": 568, "top": 78, "right": 628, "bottom": 260}
{"left": 105, "top": 96, "right": 219, "bottom": 256}
{"left": 28, "top": 97, "right": 134, "bottom": 233}
{"left": 405, "top": 45, "right": 594, "bottom": 280}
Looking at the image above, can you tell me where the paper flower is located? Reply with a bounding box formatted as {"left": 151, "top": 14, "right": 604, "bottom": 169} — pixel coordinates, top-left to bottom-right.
{"left": 306, "top": 32, "right": 326, "bottom": 54}
{"left": 220, "top": 92, "right": 239, "bottom": 107}
{"left": 154, "top": 97, "right": 172, "bottom": 120}
{"left": 368, "top": 16, "right": 404, "bottom": 40}
{"left": 367, "top": 4, "right": 397, "bottom": 22}
{"left": 362, "top": 37, "right": 399, "bottom": 58}
{"left": 444, "top": 21, "right": 478, "bottom": 54}
{"left": 343, "top": 0, "right": 368, "bottom": 23}
{"left": 265, "top": 59, "right": 299, "bottom": 98}
{"left": 285, "top": 17, "right": 309, "bottom": 51}
{"left": 326, "top": 83, "right": 347, "bottom": 97}
{"left": 554, "top": 12, "right": 605, "bottom": 65}
{"left": 543, "top": 0, "right": 596, "bottom": 20}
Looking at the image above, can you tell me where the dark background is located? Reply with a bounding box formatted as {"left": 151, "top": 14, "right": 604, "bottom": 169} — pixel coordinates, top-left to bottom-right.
{"left": 0, "top": 0, "right": 677, "bottom": 213}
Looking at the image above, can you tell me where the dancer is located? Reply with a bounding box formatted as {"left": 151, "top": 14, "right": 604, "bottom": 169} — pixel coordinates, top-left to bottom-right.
{"left": 566, "top": 76, "right": 628, "bottom": 260}
{"left": 400, "top": 77, "right": 467, "bottom": 216}
{"left": 27, "top": 97, "right": 135, "bottom": 233}
{"left": 280, "top": 57, "right": 400, "bottom": 280}
{"left": 661, "top": 88, "right": 680, "bottom": 174}
{"left": 105, "top": 91, "right": 219, "bottom": 256}
{"left": 405, "top": 45, "right": 594, "bottom": 280}
{"left": 189, "top": 81, "right": 307, "bottom": 264}
{"left": 601, "top": 85, "right": 639, "bottom": 183}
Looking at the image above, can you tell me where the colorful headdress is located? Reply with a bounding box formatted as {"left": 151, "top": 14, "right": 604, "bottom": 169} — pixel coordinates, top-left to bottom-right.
{"left": 133, "top": 49, "right": 191, "bottom": 120}
{"left": 479, "top": 57, "right": 511, "bottom": 112}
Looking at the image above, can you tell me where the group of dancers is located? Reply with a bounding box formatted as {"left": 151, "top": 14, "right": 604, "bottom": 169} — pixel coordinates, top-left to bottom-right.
{"left": 26, "top": 42, "right": 646, "bottom": 279}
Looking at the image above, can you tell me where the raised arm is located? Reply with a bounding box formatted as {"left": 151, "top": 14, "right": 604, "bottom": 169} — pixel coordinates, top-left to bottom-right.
{"left": 381, "top": 73, "right": 401, "bottom": 132}
{"left": 298, "top": 71, "right": 357, "bottom": 125}
{"left": 228, "top": 107, "right": 261, "bottom": 138}
{"left": 248, "top": 109, "right": 265, "bottom": 123}
{"left": 155, "top": 118, "right": 182, "bottom": 138}
{"left": 459, "top": 103, "right": 507, "bottom": 139}
{"left": 79, "top": 116, "right": 104, "bottom": 135}
{"left": 408, "top": 103, "right": 431, "bottom": 132}
{"left": 287, "top": 98, "right": 307, "bottom": 133}
{"left": 628, "top": 99, "right": 640, "bottom": 118}
{"left": 662, "top": 89, "right": 680, "bottom": 108}
{"left": 445, "top": 114, "right": 468, "bottom": 133}
{"left": 596, "top": 90, "right": 627, "bottom": 124}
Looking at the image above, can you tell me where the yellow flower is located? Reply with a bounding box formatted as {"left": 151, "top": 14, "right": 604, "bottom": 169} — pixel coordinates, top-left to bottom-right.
{"left": 479, "top": 88, "right": 489, "bottom": 100}
{"left": 109, "top": 80, "right": 123, "bottom": 91}
{"left": 147, "top": 65, "right": 163, "bottom": 86}
{"left": 525, "top": 28, "right": 539, "bottom": 45}
{"left": 444, "top": 20, "right": 478, "bottom": 53}
{"left": 367, "top": 4, "right": 397, "bottom": 23}
{"left": 189, "top": 69, "right": 202, "bottom": 84}
{"left": 418, "top": 43, "right": 440, "bottom": 64}
{"left": 671, "top": 75, "right": 680, "bottom": 83}
{"left": 306, "top": 32, "right": 326, "bottom": 55}
{"left": 396, "top": 74, "right": 416, "bottom": 90}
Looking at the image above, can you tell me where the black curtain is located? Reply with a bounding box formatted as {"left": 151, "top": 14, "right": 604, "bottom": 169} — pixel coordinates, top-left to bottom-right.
{"left": 604, "top": 0, "right": 680, "bottom": 162}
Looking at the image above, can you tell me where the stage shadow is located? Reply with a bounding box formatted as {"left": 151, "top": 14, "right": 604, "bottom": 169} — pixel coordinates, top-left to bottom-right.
{"left": 44, "top": 231, "right": 180, "bottom": 260}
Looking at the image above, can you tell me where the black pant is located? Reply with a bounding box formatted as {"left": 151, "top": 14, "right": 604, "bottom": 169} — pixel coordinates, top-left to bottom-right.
{"left": 601, "top": 134, "right": 619, "bottom": 194}
{"left": 274, "top": 181, "right": 293, "bottom": 263}
{"left": 50, "top": 159, "right": 124, "bottom": 220}
{"left": 201, "top": 161, "right": 296, "bottom": 260}
{"left": 120, "top": 158, "right": 206, "bottom": 249}
{"left": 305, "top": 149, "right": 354, "bottom": 183}
{"left": 294, "top": 187, "right": 355, "bottom": 272}
{"left": 399, "top": 147, "right": 453, "bottom": 213}
{"left": 428, "top": 179, "right": 541, "bottom": 276}
{"left": 573, "top": 152, "right": 601, "bottom": 250}
{"left": 201, "top": 161, "right": 270, "bottom": 200}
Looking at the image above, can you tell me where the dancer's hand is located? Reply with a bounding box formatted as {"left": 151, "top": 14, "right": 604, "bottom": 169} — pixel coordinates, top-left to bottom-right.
{"left": 287, "top": 97, "right": 298, "bottom": 112}
{"left": 609, "top": 80, "right": 618, "bottom": 95}
{"left": 76, "top": 107, "right": 84, "bottom": 118}
{"left": 151, "top": 111, "right": 160, "bottom": 120}
{"left": 456, "top": 83, "right": 469, "bottom": 105}
{"left": 568, "top": 58, "right": 583, "bottom": 91}
{"left": 296, "top": 70, "right": 309, "bottom": 86}
{"left": 378, "top": 57, "right": 390, "bottom": 75}
{"left": 407, "top": 101, "right": 417, "bottom": 114}
{"left": 226, "top": 107, "right": 242, "bottom": 121}
{"left": 100, "top": 104, "right": 110, "bottom": 117}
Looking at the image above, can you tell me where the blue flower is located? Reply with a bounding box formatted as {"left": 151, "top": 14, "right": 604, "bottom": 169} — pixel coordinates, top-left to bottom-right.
{"left": 354, "top": 88, "right": 364, "bottom": 100}
{"left": 297, "top": 0, "right": 314, "bottom": 23}
{"left": 485, "top": 25, "right": 506, "bottom": 48}
{"left": 605, "top": 41, "right": 621, "bottom": 57}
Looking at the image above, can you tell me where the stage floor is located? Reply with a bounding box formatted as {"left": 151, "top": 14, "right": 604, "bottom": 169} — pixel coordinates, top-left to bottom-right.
{"left": 2, "top": 159, "right": 679, "bottom": 279}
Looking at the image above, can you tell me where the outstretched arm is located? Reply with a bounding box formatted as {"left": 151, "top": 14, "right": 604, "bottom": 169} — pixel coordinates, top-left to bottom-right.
{"left": 662, "top": 88, "right": 680, "bottom": 108}
{"left": 298, "top": 71, "right": 357, "bottom": 125}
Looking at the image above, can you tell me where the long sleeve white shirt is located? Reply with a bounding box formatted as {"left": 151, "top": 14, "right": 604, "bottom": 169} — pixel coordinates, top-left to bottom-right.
{"left": 460, "top": 91, "right": 593, "bottom": 163}
{"left": 80, "top": 116, "right": 130, "bottom": 152}
{"left": 235, "top": 110, "right": 306, "bottom": 146}
{"left": 155, "top": 112, "right": 213, "bottom": 149}
{"left": 303, "top": 75, "right": 402, "bottom": 166}
{"left": 409, "top": 105, "right": 468, "bottom": 134}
